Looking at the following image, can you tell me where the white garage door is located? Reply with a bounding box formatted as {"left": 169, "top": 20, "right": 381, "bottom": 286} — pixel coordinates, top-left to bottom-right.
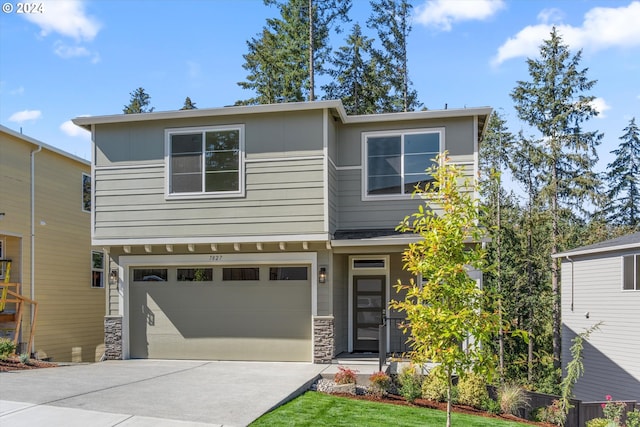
{"left": 129, "top": 265, "right": 311, "bottom": 361}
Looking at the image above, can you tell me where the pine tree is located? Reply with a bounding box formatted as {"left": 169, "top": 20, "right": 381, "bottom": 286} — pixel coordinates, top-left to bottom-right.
{"left": 180, "top": 97, "right": 197, "bottom": 110}
{"left": 322, "top": 23, "right": 387, "bottom": 114}
{"left": 237, "top": 0, "right": 350, "bottom": 105}
{"left": 367, "top": 0, "right": 420, "bottom": 112}
{"left": 123, "top": 87, "right": 154, "bottom": 114}
{"left": 511, "top": 27, "right": 602, "bottom": 375}
{"left": 605, "top": 117, "right": 640, "bottom": 228}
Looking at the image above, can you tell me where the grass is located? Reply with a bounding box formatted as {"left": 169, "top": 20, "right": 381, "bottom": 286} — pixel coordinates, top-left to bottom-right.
{"left": 250, "top": 391, "right": 534, "bottom": 427}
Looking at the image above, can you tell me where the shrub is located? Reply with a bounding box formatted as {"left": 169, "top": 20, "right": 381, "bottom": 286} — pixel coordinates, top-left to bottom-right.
{"left": 601, "top": 395, "right": 625, "bottom": 425}
{"left": 626, "top": 409, "right": 640, "bottom": 427}
{"left": 19, "top": 353, "right": 30, "bottom": 365}
{"left": 398, "top": 365, "right": 423, "bottom": 403}
{"left": 334, "top": 366, "right": 357, "bottom": 385}
{"left": 482, "top": 397, "right": 502, "bottom": 415}
{"left": 498, "top": 383, "right": 529, "bottom": 416}
{"left": 421, "top": 367, "right": 449, "bottom": 402}
{"left": 585, "top": 419, "right": 612, "bottom": 427}
{"left": 368, "top": 371, "right": 391, "bottom": 396}
{"left": 457, "top": 372, "right": 489, "bottom": 409}
{"left": 533, "top": 399, "right": 565, "bottom": 426}
{"left": 0, "top": 338, "right": 15, "bottom": 358}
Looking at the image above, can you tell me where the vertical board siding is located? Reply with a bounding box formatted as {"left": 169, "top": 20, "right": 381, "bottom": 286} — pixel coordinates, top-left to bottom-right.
{"left": 94, "top": 158, "right": 326, "bottom": 240}
{"left": 561, "top": 254, "right": 640, "bottom": 401}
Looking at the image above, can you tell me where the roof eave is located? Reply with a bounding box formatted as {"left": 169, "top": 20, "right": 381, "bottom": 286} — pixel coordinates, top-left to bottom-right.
{"left": 554, "top": 242, "right": 640, "bottom": 259}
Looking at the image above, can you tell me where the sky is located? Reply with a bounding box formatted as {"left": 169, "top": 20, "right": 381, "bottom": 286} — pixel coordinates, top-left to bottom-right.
{"left": 1, "top": 0, "right": 639, "bottom": 174}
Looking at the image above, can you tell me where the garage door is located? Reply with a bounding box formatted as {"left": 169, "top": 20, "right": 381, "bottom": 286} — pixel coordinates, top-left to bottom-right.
{"left": 129, "top": 265, "right": 311, "bottom": 361}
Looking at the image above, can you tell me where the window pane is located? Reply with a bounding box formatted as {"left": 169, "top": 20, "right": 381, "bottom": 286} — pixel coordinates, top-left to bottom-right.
{"left": 357, "top": 295, "right": 382, "bottom": 308}
{"left": 133, "top": 269, "right": 168, "bottom": 282}
{"left": 368, "top": 175, "right": 401, "bottom": 194}
{"left": 357, "top": 311, "right": 382, "bottom": 324}
{"left": 368, "top": 155, "right": 401, "bottom": 176}
{"left": 353, "top": 259, "right": 385, "bottom": 269}
{"left": 205, "top": 172, "right": 239, "bottom": 192}
{"left": 623, "top": 256, "right": 634, "bottom": 290}
{"left": 206, "top": 130, "right": 239, "bottom": 151}
{"left": 172, "top": 153, "right": 202, "bottom": 173}
{"left": 357, "top": 278, "right": 383, "bottom": 292}
{"left": 405, "top": 153, "right": 435, "bottom": 175}
{"left": 92, "top": 251, "right": 104, "bottom": 269}
{"left": 205, "top": 151, "right": 239, "bottom": 172}
{"left": 92, "top": 271, "right": 103, "bottom": 288}
{"left": 269, "top": 267, "right": 308, "bottom": 280}
{"left": 177, "top": 268, "right": 213, "bottom": 282}
{"left": 172, "top": 133, "right": 202, "bottom": 153}
{"left": 172, "top": 173, "right": 202, "bottom": 193}
{"left": 405, "top": 133, "right": 439, "bottom": 153}
{"left": 357, "top": 327, "right": 378, "bottom": 340}
{"left": 368, "top": 136, "right": 400, "bottom": 156}
{"left": 223, "top": 267, "right": 259, "bottom": 281}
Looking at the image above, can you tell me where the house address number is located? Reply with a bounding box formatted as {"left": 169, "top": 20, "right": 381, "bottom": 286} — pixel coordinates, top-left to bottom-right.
{"left": 209, "top": 255, "right": 223, "bottom": 261}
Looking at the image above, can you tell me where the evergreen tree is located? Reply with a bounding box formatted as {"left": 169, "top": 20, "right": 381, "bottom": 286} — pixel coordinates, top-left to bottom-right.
{"left": 604, "top": 117, "right": 640, "bottom": 228}
{"left": 237, "top": 0, "right": 350, "bottom": 105}
{"left": 322, "top": 23, "right": 387, "bottom": 114}
{"left": 367, "top": 0, "right": 420, "bottom": 112}
{"left": 511, "top": 27, "right": 602, "bottom": 375}
{"left": 123, "top": 87, "right": 154, "bottom": 114}
{"left": 180, "top": 97, "right": 197, "bottom": 110}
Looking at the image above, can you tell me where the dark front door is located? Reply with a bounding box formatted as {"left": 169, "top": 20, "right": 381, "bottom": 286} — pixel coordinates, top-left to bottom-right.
{"left": 353, "top": 275, "right": 385, "bottom": 352}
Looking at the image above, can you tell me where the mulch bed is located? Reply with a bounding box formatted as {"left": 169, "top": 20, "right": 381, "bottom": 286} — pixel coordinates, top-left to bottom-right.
{"left": 0, "top": 356, "right": 58, "bottom": 372}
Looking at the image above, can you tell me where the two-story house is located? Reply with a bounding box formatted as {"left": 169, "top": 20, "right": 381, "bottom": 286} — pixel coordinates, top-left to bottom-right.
{"left": 0, "top": 125, "right": 105, "bottom": 362}
{"left": 72, "top": 100, "right": 490, "bottom": 363}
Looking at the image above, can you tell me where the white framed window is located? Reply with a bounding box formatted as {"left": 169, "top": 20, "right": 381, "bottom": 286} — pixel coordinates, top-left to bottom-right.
{"left": 362, "top": 128, "right": 443, "bottom": 200}
{"left": 82, "top": 173, "right": 91, "bottom": 213}
{"left": 622, "top": 254, "right": 640, "bottom": 291}
{"left": 91, "top": 251, "right": 105, "bottom": 288}
{"left": 165, "top": 125, "right": 245, "bottom": 198}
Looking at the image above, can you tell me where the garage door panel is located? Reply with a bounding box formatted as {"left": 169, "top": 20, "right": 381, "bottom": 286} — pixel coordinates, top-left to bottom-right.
{"left": 130, "top": 267, "right": 312, "bottom": 361}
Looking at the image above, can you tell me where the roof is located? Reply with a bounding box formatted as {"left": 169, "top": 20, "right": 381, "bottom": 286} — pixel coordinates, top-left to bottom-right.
{"left": 554, "top": 231, "right": 640, "bottom": 258}
{"left": 0, "top": 124, "right": 90, "bottom": 166}
{"left": 71, "top": 100, "right": 492, "bottom": 142}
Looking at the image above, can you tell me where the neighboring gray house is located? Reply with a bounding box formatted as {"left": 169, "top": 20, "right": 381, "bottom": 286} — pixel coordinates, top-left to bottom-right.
{"left": 555, "top": 232, "right": 640, "bottom": 401}
{"left": 72, "top": 100, "right": 490, "bottom": 363}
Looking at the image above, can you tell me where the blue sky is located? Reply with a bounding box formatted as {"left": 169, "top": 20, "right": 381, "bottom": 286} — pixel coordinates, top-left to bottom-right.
{"left": 1, "top": 0, "right": 639, "bottom": 174}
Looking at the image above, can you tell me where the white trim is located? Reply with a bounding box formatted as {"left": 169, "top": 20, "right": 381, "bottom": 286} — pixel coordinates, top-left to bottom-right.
{"left": 94, "top": 163, "right": 164, "bottom": 171}
{"left": 245, "top": 155, "right": 323, "bottom": 163}
{"left": 92, "top": 233, "right": 331, "bottom": 247}
{"left": 334, "top": 165, "right": 362, "bottom": 171}
{"left": 347, "top": 255, "right": 390, "bottom": 353}
{"left": 164, "top": 124, "right": 246, "bottom": 200}
{"left": 555, "top": 243, "right": 640, "bottom": 258}
{"left": 323, "top": 109, "right": 330, "bottom": 234}
{"left": 331, "top": 236, "right": 420, "bottom": 247}
{"left": 622, "top": 254, "right": 640, "bottom": 291}
{"left": 118, "top": 252, "right": 318, "bottom": 360}
{"left": 361, "top": 127, "right": 445, "bottom": 202}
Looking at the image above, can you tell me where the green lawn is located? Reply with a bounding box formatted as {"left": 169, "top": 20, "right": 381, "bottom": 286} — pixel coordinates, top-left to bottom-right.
{"left": 251, "top": 391, "right": 532, "bottom": 427}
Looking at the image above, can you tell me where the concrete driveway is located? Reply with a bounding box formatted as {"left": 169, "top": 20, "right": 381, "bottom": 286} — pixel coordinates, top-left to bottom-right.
{"left": 0, "top": 360, "right": 327, "bottom": 427}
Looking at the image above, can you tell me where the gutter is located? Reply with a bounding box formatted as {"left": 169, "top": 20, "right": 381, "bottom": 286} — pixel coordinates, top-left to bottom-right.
{"left": 30, "top": 144, "right": 42, "bottom": 353}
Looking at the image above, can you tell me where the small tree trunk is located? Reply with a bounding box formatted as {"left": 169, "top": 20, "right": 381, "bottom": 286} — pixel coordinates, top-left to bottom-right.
{"left": 446, "top": 371, "right": 452, "bottom": 427}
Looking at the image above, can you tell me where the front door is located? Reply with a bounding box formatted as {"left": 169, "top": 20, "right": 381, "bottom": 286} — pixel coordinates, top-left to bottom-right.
{"left": 353, "top": 275, "right": 385, "bottom": 352}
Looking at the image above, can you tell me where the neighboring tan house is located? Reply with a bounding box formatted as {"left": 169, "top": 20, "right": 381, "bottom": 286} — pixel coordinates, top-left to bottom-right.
{"left": 72, "top": 100, "right": 490, "bottom": 363}
{"left": 0, "top": 125, "right": 105, "bottom": 362}
{"left": 555, "top": 232, "right": 640, "bottom": 401}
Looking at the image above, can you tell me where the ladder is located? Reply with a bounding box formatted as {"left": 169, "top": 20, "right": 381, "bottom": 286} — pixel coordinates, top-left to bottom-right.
{"left": 0, "top": 260, "right": 38, "bottom": 355}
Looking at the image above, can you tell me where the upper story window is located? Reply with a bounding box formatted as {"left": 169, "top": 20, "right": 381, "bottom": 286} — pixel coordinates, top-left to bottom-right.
{"left": 166, "top": 125, "right": 245, "bottom": 198}
{"left": 363, "top": 128, "right": 443, "bottom": 200}
{"left": 623, "top": 254, "right": 639, "bottom": 290}
{"left": 82, "top": 173, "right": 91, "bottom": 212}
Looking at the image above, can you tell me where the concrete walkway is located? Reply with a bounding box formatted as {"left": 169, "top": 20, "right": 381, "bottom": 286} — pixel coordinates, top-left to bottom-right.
{"left": 0, "top": 360, "right": 328, "bottom": 427}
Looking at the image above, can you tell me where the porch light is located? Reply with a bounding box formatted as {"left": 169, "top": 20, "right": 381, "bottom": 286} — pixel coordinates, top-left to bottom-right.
{"left": 318, "top": 267, "right": 327, "bottom": 284}
{"left": 109, "top": 269, "right": 118, "bottom": 285}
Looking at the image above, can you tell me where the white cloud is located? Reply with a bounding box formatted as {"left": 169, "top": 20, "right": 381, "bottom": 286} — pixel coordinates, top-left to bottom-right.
{"left": 60, "top": 120, "right": 90, "bottom": 139}
{"left": 414, "top": 0, "right": 505, "bottom": 31}
{"left": 537, "top": 8, "right": 564, "bottom": 25}
{"left": 53, "top": 41, "right": 100, "bottom": 63}
{"left": 493, "top": 1, "right": 640, "bottom": 65}
{"left": 9, "top": 110, "right": 42, "bottom": 123}
{"left": 590, "top": 97, "right": 611, "bottom": 118}
{"left": 23, "top": 0, "right": 101, "bottom": 42}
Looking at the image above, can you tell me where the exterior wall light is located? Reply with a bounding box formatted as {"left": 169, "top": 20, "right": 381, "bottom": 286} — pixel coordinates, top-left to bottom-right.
{"left": 109, "top": 268, "right": 118, "bottom": 286}
{"left": 318, "top": 267, "right": 327, "bottom": 284}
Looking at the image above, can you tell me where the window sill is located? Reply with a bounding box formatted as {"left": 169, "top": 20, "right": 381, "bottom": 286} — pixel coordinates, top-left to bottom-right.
{"left": 165, "top": 191, "right": 246, "bottom": 201}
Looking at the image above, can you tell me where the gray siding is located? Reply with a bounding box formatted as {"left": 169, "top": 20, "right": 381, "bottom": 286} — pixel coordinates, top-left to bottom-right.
{"left": 561, "top": 251, "right": 640, "bottom": 401}
{"left": 94, "top": 159, "right": 325, "bottom": 240}
{"left": 332, "top": 253, "right": 349, "bottom": 355}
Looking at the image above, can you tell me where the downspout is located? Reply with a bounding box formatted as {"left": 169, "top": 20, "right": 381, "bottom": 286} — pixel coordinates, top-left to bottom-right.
{"left": 30, "top": 144, "right": 42, "bottom": 353}
{"left": 566, "top": 256, "right": 574, "bottom": 312}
